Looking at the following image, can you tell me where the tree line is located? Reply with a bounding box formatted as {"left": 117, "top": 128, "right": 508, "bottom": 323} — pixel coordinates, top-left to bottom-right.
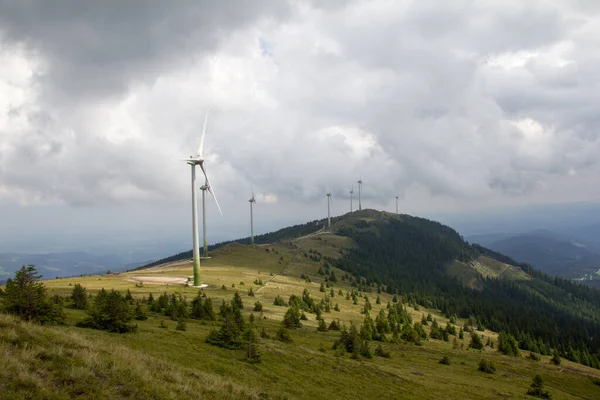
{"left": 332, "top": 215, "right": 600, "bottom": 368}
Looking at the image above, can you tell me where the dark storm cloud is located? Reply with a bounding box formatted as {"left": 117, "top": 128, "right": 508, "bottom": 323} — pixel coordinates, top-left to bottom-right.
{"left": 1, "top": 0, "right": 600, "bottom": 225}
{"left": 0, "top": 0, "right": 291, "bottom": 102}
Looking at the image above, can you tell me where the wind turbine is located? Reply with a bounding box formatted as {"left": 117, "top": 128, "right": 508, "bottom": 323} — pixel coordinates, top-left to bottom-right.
{"left": 326, "top": 190, "right": 332, "bottom": 228}
{"left": 395, "top": 196, "right": 399, "bottom": 214}
{"left": 249, "top": 190, "right": 256, "bottom": 245}
{"left": 358, "top": 178, "right": 363, "bottom": 211}
{"left": 182, "top": 107, "right": 222, "bottom": 287}
{"left": 349, "top": 185, "right": 354, "bottom": 213}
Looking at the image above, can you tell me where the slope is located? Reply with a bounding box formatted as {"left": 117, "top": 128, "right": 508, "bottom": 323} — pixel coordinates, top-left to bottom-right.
{"left": 329, "top": 211, "right": 600, "bottom": 367}
{"left": 6, "top": 234, "right": 600, "bottom": 399}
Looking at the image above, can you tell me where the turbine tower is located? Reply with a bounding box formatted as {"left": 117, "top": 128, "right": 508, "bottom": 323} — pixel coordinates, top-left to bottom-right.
{"left": 182, "top": 107, "right": 222, "bottom": 287}
{"left": 249, "top": 191, "right": 256, "bottom": 245}
{"left": 358, "top": 178, "right": 363, "bottom": 211}
{"left": 326, "top": 190, "right": 332, "bottom": 228}
{"left": 349, "top": 185, "right": 354, "bottom": 213}
{"left": 395, "top": 196, "right": 399, "bottom": 214}
{"left": 200, "top": 179, "right": 209, "bottom": 257}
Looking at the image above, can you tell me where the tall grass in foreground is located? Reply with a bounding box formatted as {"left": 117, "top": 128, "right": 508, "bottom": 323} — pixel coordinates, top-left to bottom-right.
{"left": 0, "top": 313, "right": 260, "bottom": 399}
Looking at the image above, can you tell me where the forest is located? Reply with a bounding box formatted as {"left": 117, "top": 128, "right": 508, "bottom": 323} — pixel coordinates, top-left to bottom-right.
{"left": 333, "top": 215, "right": 600, "bottom": 368}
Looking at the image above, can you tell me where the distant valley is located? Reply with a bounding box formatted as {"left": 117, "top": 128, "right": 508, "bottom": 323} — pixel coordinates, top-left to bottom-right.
{"left": 0, "top": 251, "right": 153, "bottom": 283}
{"left": 468, "top": 228, "right": 600, "bottom": 285}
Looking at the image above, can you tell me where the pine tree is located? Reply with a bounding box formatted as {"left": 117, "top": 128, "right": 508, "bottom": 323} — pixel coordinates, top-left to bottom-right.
{"left": 469, "top": 332, "right": 484, "bottom": 350}
{"left": 526, "top": 375, "right": 551, "bottom": 398}
{"left": 317, "top": 317, "right": 327, "bottom": 331}
{"left": 77, "top": 288, "right": 136, "bottom": 333}
{"left": 233, "top": 291, "right": 244, "bottom": 309}
{"left": 2, "top": 265, "right": 65, "bottom": 324}
{"left": 551, "top": 348, "right": 561, "bottom": 366}
{"left": 243, "top": 327, "right": 261, "bottom": 363}
{"left": 134, "top": 301, "right": 148, "bottom": 320}
{"left": 498, "top": 331, "right": 520, "bottom": 356}
{"left": 125, "top": 289, "right": 134, "bottom": 303}
{"left": 283, "top": 305, "right": 302, "bottom": 328}
{"left": 71, "top": 283, "right": 88, "bottom": 310}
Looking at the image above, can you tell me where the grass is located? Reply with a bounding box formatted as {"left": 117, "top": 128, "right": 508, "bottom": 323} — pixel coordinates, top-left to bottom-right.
{"left": 5, "top": 233, "right": 600, "bottom": 399}
{"left": 0, "top": 313, "right": 260, "bottom": 399}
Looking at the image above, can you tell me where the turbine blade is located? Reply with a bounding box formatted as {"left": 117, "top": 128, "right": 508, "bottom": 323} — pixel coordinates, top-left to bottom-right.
{"left": 200, "top": 164, "right": 223, "bottom": 215}
{"left": 197, "top": 107, "right": 210, "bottom": 156}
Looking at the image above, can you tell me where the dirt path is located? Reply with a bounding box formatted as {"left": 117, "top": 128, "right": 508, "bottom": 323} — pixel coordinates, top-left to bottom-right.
{"left": 295, "top": 227, "right": 329, "bottom": 241}
{"left": 254, "top": 274, "right": 278, "bottom": 293}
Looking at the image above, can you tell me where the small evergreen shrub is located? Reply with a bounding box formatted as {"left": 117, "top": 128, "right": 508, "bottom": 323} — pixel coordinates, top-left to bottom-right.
{"left": 469, "top": 332, "right": 484, "bottom": 350}
{"left": 243, "top": 328, "right": 261, "bottom": 363}
{"left": 176, "top": 319, "right": 187, "bottom": 331}
{"left": 478, "top": 358, "right": 496, "bottom": 374}
{"left": 526, "top": 375, "right": 551, "bottom": 399}
{"left": 276, "top": 326, "right": 293, "bottom": 343}
{"left": 134, "top": 302, "right": 148, "bottom": 321}
{"left": 273, "top": 295, "right": 286, "bottom": 306}
{"left": 77, "top": 288, "right": 136, "bottom": 333}
{"left": 71, "top": 283, "right": 88, "bottom": 310}
{"left": 260, "top": 327, "right": 270, "bottom": 339}
{"left": 551, "top": 349, "right": 561, "bottom": 366}
{"left": 375, "top": 344, "right": 391, "bottom": 358}
{"left": 439, "top": 355, "right": 451, "bottom": 365}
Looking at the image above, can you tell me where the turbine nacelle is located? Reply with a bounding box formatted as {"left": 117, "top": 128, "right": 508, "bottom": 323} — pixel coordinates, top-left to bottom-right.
{"left": 183, "top": 157, "right": 204, "bottom": 166}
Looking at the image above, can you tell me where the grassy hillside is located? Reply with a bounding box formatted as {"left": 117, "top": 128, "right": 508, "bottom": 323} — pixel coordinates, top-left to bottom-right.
{"left": 3, "top": 210, "right": 600, "bottom": 398}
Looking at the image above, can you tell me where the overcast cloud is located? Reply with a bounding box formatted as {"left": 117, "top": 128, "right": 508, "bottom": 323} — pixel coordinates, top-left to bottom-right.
{"left": 1, "top": 0, "right": 600, "bottom": 250}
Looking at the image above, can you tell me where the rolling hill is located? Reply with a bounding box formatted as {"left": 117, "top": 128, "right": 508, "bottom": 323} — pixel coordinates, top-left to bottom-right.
{"left": 2, "top": 209, "right": 600, "bottom": 399}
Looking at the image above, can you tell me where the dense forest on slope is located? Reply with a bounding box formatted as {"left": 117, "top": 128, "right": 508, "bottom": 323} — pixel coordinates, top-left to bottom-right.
{"left": 332, "top": 214, "right": 600, "bottom": 368}
{"left": 136, "top": 218, "right": 326, "bottom": 269}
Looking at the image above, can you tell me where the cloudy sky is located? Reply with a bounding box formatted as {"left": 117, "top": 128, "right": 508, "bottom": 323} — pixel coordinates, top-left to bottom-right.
{"left": 1, "top": 0, "right": 600, "bottom": 253}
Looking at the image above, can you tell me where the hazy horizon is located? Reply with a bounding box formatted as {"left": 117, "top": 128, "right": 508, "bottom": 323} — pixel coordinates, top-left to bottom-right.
{"left": 2, "top": 1, "right": 600, "bottom": 266}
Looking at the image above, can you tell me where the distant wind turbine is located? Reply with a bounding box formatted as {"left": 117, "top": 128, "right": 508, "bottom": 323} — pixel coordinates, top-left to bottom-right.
{"left": 249, "top": 190, "right": 256, "bottom": 245}
{"left": 182, "top": 107, "right": 222, "bottom": 287}
{"left": 349, "top": 185, "right": 354, "bottom": 213}
{"left": 395, "top": 196, "right": 399, "bottom": 214}
{"left": 358, "top": 178, "right": 363, "bottom": 211}
{"left": 326, "top": 190, "right": 332, "bottom": 228}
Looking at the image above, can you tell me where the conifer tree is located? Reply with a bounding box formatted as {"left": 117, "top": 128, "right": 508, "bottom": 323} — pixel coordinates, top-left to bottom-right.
{"left": 1, "top": 265, "right": 65, "bottom": 324}
{"left": 71, "top": 283, "right": 88, "bottom": 310}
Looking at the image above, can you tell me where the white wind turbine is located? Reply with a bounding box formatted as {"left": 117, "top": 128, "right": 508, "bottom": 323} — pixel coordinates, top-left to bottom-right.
{"left": 182, "top": 107, "right": 222, "bottom": 287}
{"left": 249, "top": 190, "right": 256, "bottom": 245}
{"left": 349, "top": 185, "right": 354, "bottom": 213}
{"left": 358, "top": 178, "right": 363, "bottom": 211}
{"left": 326, "top": 188, "right": 332, "bottom": 228}
{"left": 395, "top": 196, "right": 399, "bottom": 214}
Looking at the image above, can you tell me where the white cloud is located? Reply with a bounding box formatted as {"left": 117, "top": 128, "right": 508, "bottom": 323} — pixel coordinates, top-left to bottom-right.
{"left": 1, "top": 0, "right": 600, "bottom": 246}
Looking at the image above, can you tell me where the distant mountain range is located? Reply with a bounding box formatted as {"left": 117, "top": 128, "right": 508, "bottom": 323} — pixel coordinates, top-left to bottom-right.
{"left": 468, "top": 228, "right": 600, "bottom": 283}
{"left": 0, "top": 251, "right": 151, "bottom": 281}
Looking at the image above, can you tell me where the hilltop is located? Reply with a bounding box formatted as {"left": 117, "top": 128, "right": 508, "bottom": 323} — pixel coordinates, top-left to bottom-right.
{"left": 2, "top": 209, "right": 600, "bottom": 399}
